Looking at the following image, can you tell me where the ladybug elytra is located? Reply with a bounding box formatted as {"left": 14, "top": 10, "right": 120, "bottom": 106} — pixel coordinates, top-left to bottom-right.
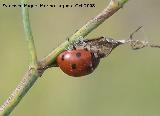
{"left": 56, "top": 49, "right": 100, "bottom": 77}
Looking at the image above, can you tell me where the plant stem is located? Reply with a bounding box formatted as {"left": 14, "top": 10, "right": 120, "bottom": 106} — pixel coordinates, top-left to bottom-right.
{"left": 0, "top": 0, "right": 39, "bottom": 115}
{"left": 0, "top": 0, "right": 128, "bottom": 115}
{"left": 0, "top": 69, "right": 39, "bottom": 116}
{"left": 22, "top": 0, "right": 38, "bottom": 68}
{"left": 40, "top": 0, "right": 129, "bottom": 68}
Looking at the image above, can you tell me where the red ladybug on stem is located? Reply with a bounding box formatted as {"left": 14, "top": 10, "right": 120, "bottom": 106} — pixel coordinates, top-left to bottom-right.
{"left": 56, "top": 28, "right": 152, "bottom": 77}
{"left": 56, "top": 49, "right": 100, "bottom": 77}
{"left": 56, "top": 37, "right": 123, "bottom": 77}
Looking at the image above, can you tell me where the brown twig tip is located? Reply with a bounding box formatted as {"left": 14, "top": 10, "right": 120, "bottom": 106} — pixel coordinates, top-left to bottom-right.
{"left": 128, "top": 39, "right": 160, "bottom": 50}
{"left": 126, "top": 26, "right": 160, "bottom": 50}
{"left": 129, "top": 26, "right": 143, "bottom": 40}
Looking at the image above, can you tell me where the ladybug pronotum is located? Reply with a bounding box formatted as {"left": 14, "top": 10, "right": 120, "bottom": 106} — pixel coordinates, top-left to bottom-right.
{"left": 56, "top": 49, "right": 100, "bottom": 77}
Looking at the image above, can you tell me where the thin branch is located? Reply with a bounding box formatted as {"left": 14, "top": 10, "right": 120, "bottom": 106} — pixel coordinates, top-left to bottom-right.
{"left": 40, "top": 0, "right": 129, "bottom": 68}
{"left": 0, "top": 0, "right": 129, "bottom": 115}
{"left": 0, "top": 69, "right": 39, "bottom": 116}
{"left": 21, "top": 0, "right": 38, "bottom": 68}
{"left": 0, "top": 0, "right": 39, "bottom": 115}
{"left": 126, "top": 26, "right": 160, "bottom": 50}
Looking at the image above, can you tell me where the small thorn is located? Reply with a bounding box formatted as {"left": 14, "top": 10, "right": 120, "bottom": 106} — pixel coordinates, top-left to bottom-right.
{"left": 74, "top": 29, "right": 78, "bottom": 33}
{"left": 67, "top": 37, "right": 70, "bottom": 42}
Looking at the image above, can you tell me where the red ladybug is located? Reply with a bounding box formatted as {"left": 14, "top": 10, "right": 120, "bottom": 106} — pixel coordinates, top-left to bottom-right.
{"left": 56, "top": 49, "right": 100, "bottom": 77}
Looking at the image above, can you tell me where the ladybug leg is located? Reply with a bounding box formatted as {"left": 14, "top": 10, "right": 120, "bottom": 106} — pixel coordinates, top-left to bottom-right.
{"left": 73, "top": 45, "right": 76, "bottom": 50}
{"left": 84, "top": 47, "right": 88, "bottom": 51}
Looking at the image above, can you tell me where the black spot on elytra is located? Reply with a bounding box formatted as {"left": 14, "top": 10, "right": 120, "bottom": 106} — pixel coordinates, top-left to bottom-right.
{"left": 76, "top": 52, "right": 81, "bottom": 58}
{"left": 61, "top": 55, "right": 65, "bottom": 61}
{"left": 71, "top": 64, "right": 77, "bottom": 69}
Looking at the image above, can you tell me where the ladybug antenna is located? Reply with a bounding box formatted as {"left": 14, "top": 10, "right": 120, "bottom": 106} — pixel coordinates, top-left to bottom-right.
{"left": 73, "top": 45, "right": 76, "bottom": 50}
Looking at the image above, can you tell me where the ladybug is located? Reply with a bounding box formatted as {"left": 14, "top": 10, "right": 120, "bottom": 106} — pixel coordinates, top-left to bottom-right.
{"left": 56, "top": 49, "right": 100, "bottom": 77}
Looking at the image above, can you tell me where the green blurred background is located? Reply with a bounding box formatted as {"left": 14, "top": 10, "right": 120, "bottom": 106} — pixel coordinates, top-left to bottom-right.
{"left": 1, "top": 0, "right": 160, "bottom": 116}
